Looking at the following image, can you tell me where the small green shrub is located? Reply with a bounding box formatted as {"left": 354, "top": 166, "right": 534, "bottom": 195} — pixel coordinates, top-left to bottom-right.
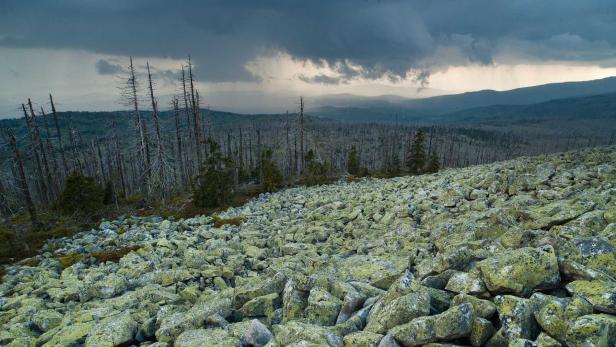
{"left": 302, "top": 150, "right": 329, "bottom": 185}
{"left": 261, "top": 148, "right": 283, "bottom": 192}
{"left": 347, "top": 145, "right": 360, "bottom": 175}
{"left": 102, "top": 181, "right": 114, "bottom": 205}
{"left": 57, "top": 172, "right": 104, "bottom": 215}
{"left": 193, "top": 139, "right": 235, "bottom": 208}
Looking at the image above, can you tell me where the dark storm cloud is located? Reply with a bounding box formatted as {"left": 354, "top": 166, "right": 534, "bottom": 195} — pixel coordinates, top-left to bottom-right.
{"left": 1, "top": 0, "right": 615, "bottom": 84}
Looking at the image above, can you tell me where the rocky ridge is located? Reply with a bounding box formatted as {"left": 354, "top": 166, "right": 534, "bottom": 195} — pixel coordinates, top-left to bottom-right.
{"left": 1, "top": 146, "right": 616, "bottom": 346}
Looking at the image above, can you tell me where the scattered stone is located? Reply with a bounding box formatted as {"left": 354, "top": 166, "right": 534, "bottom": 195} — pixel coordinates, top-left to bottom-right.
{"left": 1, "top": 147, "right": 615, "bottom": 346}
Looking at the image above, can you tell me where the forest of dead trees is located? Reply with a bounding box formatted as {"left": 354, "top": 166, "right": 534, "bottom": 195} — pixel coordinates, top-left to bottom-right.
{"left": 0, "top": 56, "right": 613, "bottom": 223}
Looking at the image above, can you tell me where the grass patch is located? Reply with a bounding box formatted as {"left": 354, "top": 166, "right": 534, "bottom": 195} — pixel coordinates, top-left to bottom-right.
{"left": 92, "top": 245, "right": 140, "bottom": 263}
{"left": 212, "top": 215, "right": 244, "bottom": 227}
{"left": 56, "top": 253, "right": 84, "bottom": 269}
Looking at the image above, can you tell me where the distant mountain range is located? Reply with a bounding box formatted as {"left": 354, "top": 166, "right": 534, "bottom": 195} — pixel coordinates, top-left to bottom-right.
{"left": 313, "top": 76, "right": 616, "bottom": 115}
{"left": 2, "top": 77, "right": 615, "bottom": 140}
{"left": 312, "top": 77, "right": 616, "bottom": 126}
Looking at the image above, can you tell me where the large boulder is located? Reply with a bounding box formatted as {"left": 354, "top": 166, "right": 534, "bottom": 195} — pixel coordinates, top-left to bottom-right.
{"left": 566, "top": 280, "right": 616, "bottom": 314}
{"left": 566, "top": 314, "right": 616, "bottom": 347}
{"left": 477, "top": 246, "right": 560, "bottom": 296}
{"left": 486, "top": 295, "right": 539, "bottom": 345}
{"left": 306, "top": 288, "right": 342, "bottom": 326}
{"left": 274, "top": 321, "right": 343, "bottom": 347}
{"left": 532, "top": 293, "right": 592, "bottom": 342}
{"left": 242, "top": 319, "right": 274, "bottom": 347}
{"left": 85, "top": 312, "right": 138, "bottom": 347}
{"left": 174, "top": 328, "right": 239, "bottom": 347}
{"left": 389, "top": 303, "right": 475, "bottom": 346}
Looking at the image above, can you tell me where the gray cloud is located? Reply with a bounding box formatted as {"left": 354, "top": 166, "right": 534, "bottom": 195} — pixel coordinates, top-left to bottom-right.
{"left": 299, "top": 74, "right": 344, "bottom": 85}
{"left": 95, "top": 59, "right": 124, "bottom": 75}
{"left": 2, "top": 0, "right": 616, "bottom": 86}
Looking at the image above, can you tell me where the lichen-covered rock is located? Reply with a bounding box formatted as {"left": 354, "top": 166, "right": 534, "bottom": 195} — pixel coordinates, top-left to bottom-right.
{"left": 174, "top": 328, "right": 239, "bottom": 347}
{"left": 242, "top": 319, "right": 274, "bottom": 347}
{"left": 1, "top": 147, "right": 616, "bottom": 347}
{"left": 469, "top": 317, "right": 495, "bottom": 347}
{"left": 389, "top": 303, "right": 474, "bottom": 346}
{"left": 535, "top": 332, "right": 562, "bottom": 347}
{"left": 239, "top": 292, "right": 281, "bottom": 322}
{"left": 565, "top": 280, "right": 616, "bottom": 314}
{"left": 487, "top": 295, "right": 539, "bottom": 344}
{"left": 532, "top": 293, "right": 592, "bottom": 342}
{"left": 364, "top": 290, "right": 430, "bottom": 334}
{"left": 84, "top": 312, "right": 138, "bottom": 347}
{"left": 234, "top": 272, "right": 287, "bottom": 309}
{"left": 342, "top": 331, "right": 384, "bottom": 347}
{"left": 305, "top": 288, "right": 342, "bottom": 326}
{"left": 274, "top": 321, "right": 343, "bottom": 347}
{"left": 477, "top": 245, "right": 560, "bottom": 297}
{"left": 444, "top": 270, "right": 488, "bottom": 296}
{"left": 450, "top": 294, "right": 496, "bottom": 319}
{"left": 45, "top": 323, "right": 91, "bottom": 346}
{"left": 31, "top": 309, "right": 63, "bottom": 332}
{"left": 565, "top": 314, "right": 616, "bottom": 347}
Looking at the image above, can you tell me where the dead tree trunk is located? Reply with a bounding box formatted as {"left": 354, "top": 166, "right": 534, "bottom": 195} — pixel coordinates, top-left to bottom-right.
{"left": 299, "top": 97, "right": 305, "bottom": 175}
{"left": 188, "top": 57, "right": 202, "bottom": 165}
{"left": 22, "top": 103, "right": 49, "bottom": 204}
{"left": 40, "top": 107, "right": 59, "bottom": 181}
{"left": 147, "top": 62, "right": 166, "bottom": 199}
{"left": 6, "top": 128, "right": 37, "bottom": 224}
{"left": 27, "top": 99, "right": 55, "bottom": 198}
{"left": 127, "top": 56, "right": 150, "bottom": 195}
{"left": 50, "top": 94, "right": 69, "bottom": 176}
{"left": 0, "top": 178, "right": 11, "bottom": 218}
{"left": 172, "top": 97, "right": 185, "bottom": 186}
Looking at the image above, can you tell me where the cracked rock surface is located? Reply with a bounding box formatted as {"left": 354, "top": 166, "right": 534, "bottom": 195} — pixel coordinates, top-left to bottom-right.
{"left": 1, "top": 146, "right": 616, "bottom": 346}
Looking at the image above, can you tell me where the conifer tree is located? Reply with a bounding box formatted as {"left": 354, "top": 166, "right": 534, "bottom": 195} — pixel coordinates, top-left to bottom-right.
{"left": 192, "top": 139, "right": 235, "bottom": 208}
{"left": 427, "top": 147, "right": 441, "bottom": 173}
{"left": 347, "top": 145, "right": 360, "bottom": 175}
{"left": 261, "top": 148, "right": 283, "bottom": 192}
{"left": 407, "top": 129, "right": 427, "bottom": 174}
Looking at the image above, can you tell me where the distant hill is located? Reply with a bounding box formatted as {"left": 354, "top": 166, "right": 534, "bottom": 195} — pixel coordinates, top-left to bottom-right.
{"left": 440, "top": 92, "right": 616, "bottom": 124}
{"left": 313, "top": 76, "right": 616, "bottom": 116}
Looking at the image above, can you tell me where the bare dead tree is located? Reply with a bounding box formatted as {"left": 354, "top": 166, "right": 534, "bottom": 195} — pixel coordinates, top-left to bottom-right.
{"left": 122, "top": 56, "right": 151, "bottom": 195}
{"left": 172, "top": 97, "right": 186, "bottom": 186}
{"left": 50, "top": 94, "right": 69, "bottom": 176}
{"left": 27, "top": 99, "right": 55, "bottom": 198}
{"left": 147, "top": 62, "right": 167, "bottom": 200}
{"left": 6, "top": 128, "right": 37, "bottom": 224}
{"left": 40, "top": 107, "right": 59, "bottom": 182}
{"left": 298, "top": 97, "right": 305, "bottom": 175}
{"left": 0, "top": 177, "right": 11, "bottom": 218}
{"left": 22, "top": 103, "right": 49, "bottom": 204}
{"left": 187, "top": 56, "right": 202, "bottom": 165}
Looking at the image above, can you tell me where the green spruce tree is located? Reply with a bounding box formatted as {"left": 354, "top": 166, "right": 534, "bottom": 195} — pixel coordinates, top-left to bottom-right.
{"left": 192, "top": 139, "right": 235, "bottom": 208}
{"left": 261, "top": 148, "right": 283, "bottom": 192}
{"left": 407, "top": 129, "right": 427, "bottom": 174}
{"left": 427, "top": 147, "right": 441, "bottom": 173}
{"left": 347, "top": 145, "right": 360, "bottom": 175}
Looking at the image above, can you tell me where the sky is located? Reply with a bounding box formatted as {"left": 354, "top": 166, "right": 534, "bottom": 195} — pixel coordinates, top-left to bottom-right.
{"left": 2, "top": 0, "right": 616, "bottom": 117}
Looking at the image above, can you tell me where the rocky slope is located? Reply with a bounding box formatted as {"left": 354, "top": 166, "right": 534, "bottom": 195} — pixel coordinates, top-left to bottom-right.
{"left": 1, "top": 146, "right": 616, "bottom": 347}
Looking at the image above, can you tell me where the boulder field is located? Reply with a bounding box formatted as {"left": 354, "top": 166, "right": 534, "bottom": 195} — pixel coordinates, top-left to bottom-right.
{"left": 1, "top": 146, "right": 616, "bottom": 346}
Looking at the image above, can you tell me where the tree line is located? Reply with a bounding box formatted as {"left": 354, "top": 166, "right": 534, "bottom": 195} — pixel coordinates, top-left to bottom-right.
{"left": 0, "top": 56, "right": 611, "bottom": 224}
